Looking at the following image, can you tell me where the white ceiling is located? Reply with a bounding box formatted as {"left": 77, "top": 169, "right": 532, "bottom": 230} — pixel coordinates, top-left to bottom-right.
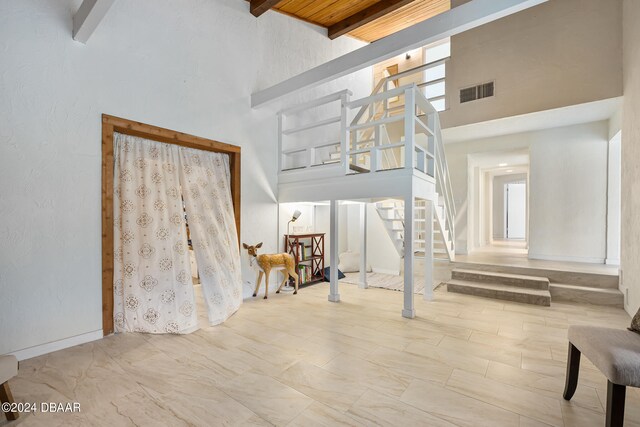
{"left": 442, "top": 97, "right": 622, "bottom": 144}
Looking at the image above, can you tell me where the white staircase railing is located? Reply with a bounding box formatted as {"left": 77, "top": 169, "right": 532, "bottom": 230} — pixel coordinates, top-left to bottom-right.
{"left": 277, "top": 56, "right": 455, "bottom": 259}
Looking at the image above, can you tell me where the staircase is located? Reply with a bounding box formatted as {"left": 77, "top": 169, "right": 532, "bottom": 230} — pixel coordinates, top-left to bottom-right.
{"left": 374, "top": 198, "right": 455, "bottom": 262}
{"left": 446, "top": 268, "right": 551, "bottom": 306}
{"left": 446, "top": 262, "right": 623, "bottom": 307}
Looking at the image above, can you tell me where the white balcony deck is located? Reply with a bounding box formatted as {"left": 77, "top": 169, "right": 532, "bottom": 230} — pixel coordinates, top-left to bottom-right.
{"left": 278, "top": 164, "right": 436, "bottom": 203}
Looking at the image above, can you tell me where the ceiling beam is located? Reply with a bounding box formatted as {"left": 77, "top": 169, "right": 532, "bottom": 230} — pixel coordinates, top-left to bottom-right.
{"left": 72, "top": 0, "right": 116, "bottom": 44}
{"left": 328, "top": 0, "right": 418, "bottom": 40}
{"left": 250, "top": 0, "right": 281, "bottom": 17}
{"left": 251, "top": 0, "right": 547, "bottom": 108}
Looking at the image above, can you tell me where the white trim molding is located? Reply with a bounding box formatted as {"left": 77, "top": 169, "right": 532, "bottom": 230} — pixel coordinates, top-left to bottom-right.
{"left": 528, "top": 253, "right": 606, "bottom": 265}
{"left": 9, "top": 330, "right": 103, "bottom": 361}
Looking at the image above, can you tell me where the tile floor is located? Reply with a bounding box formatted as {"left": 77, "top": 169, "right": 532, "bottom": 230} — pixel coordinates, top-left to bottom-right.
{"left": 3, "top": 282, "right": 636, "bottom": 427}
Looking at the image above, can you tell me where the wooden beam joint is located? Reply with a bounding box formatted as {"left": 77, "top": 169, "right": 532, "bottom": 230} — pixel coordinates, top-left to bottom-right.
{"left": 250, "top": 0, "right": 281, "bottom": 17}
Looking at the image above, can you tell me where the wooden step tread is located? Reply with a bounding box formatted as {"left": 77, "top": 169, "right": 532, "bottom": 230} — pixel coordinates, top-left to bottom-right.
{"left": 549, "top": 283, "right": 623, "bottom": 307}
{"left": 451, "top": 268, "right": 549, "bottom": 290}
{"left": 446, "top": 280, "right": 551, "bottom": 306}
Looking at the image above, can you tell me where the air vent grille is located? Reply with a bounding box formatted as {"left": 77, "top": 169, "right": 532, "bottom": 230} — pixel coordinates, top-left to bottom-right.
{"left": 460, "top": 82, "right": 494, "bottom": 103}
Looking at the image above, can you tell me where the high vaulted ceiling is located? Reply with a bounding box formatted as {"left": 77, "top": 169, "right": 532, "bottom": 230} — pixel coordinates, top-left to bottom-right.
{"left": 248, "top": 0, "right": 451, "bottom": 42}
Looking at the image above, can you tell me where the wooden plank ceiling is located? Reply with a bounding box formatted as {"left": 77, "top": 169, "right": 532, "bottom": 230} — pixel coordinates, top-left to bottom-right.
{"left": 253, "top": 0, "right": 451, "bottom": 42}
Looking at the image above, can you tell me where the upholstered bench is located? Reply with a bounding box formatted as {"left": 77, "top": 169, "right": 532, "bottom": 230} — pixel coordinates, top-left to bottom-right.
{"left": 564, "top": 326, "right": 640, "bottom": 427}
{"left": 0, "top": 355, "right": 19, "bottom": 421}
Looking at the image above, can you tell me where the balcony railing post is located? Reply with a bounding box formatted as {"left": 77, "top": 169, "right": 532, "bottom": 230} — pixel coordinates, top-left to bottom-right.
{"left": 404, "top": 86, "right": 416, "bottom": 171}
{"left": 341, "top": 92, "right": 350, "bottom": 175}
{"left": 428, "top": 112, "right": 436, "bottom": 177}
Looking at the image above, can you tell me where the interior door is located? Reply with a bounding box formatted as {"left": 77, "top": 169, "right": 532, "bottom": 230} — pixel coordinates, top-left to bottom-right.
{"left": 506, "top": 182, "right": 526, "bottom": 239}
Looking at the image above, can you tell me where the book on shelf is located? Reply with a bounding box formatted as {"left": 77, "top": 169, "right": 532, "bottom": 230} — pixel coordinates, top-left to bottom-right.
{"left": 298, "top": 265, "right": 314, "bottom": 284}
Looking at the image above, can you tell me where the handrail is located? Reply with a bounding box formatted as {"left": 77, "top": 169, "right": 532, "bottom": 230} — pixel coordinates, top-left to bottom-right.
{"left": 350, "top": 79, "right": 385, "bottom": 126}
{"left": 279, "top": 89, "right": 352, "bottom": 116}
{"left": 349, "top": 56, "right": 449, "bottom": 129}
{"left": 347, "top": 83, "right": 416, "bottom": 109}
{"left": 381, "top": 57, "right": 448, "bottom": 84}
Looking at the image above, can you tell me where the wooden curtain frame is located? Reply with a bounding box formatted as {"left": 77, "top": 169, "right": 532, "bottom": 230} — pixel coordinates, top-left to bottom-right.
{"left": 101, "top": 114, "right": 241, "bottom": 336}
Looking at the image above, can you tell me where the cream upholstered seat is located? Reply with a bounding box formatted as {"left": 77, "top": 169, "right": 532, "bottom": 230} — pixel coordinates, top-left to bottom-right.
{"left": 564, "top": 326, "right": 640, "bottom": 427}
{"left": 0, "top": 355, "right": 19, "bottom": 421}
{"left": 568, "top": 326, "right": 640, "bottom": 387}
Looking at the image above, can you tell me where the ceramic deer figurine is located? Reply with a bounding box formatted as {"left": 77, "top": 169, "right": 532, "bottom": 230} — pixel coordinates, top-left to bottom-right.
{"left": 242, "top": 242, "right": 299, "bottom": 299}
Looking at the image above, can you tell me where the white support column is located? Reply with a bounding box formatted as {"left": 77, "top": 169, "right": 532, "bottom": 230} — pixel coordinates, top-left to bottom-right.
{"left": 329, "top": 199, "right": 340, "bottom": 302}
{"left": 403, "top": 194, "right": 415, "bottom": 318}
{"left": 404, "top": 88, "right": 416, "bottom": 170}
{"left": 424, "top": 199, "right": 434, "bottom": 301}
{"left": 359, "top": 203, "right": 368, "bottom": 289}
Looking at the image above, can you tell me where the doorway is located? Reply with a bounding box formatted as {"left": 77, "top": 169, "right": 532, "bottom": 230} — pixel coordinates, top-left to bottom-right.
{"left": 505, "top": 181, "right": 526, "bottom": 240}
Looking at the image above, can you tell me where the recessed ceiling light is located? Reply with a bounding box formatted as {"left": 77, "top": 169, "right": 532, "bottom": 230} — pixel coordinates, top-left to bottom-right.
{"left": 499, "top": 163, "right": 508, "bottom": 167}
{"left": 506, "top": 169, "right": 513, "bottom": 173}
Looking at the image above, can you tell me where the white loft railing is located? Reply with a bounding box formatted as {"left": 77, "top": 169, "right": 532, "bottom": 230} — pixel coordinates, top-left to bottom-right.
{"left": 277, "top": 57, "right": 455, "bottom": 248}
{"left": 278, "top": 89, "right": 351, "bottom": 172}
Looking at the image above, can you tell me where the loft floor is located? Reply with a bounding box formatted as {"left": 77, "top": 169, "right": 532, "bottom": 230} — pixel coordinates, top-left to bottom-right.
{"left": 6, "top": 283, "right": 635, "bottom": 426}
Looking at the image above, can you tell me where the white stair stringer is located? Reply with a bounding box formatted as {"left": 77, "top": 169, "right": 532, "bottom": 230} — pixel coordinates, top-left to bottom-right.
{"left": 374, "top": 196, "right": 455, "bottom": 262}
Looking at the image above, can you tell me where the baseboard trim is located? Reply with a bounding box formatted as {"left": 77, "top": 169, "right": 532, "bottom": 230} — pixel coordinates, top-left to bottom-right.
{"left": 9, "top": 330, "right": 103, "bottom": 361}
{"left": 528, "top": 253, "right": 605, "bottom": 264}
{"left": 372, "top": 268, "right": 400, "bottom": 276}
{"left": 605, "top": 258, "right": 620, "bottom": 266}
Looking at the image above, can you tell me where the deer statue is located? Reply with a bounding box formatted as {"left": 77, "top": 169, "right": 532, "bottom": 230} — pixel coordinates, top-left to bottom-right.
{"left": 242, "top": 242, "right": 299, "bottom": 299}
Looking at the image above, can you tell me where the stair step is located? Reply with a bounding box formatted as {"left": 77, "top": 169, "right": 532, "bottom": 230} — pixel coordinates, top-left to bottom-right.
{"left": 451, "top": 269, "right": 549, "bottom": 290}
{"left": 549, "top": 284, "right": 624, "bottom": 307}
{"left": 446, "top": 280, "right": 551, "bottom": 306}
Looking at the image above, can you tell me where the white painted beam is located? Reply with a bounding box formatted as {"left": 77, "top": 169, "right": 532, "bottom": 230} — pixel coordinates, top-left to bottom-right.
{"left": 402, "top": 194, "right": 415, "bottom": 318}
{"left": 328, "top": 200, "right": 340, "bottom": 302}
{"left": 359, "top": 203, "right": 368, "bottom": 289}
{"left": 251, "top": 0, "right": 547, "bottom": 107}
{"left": 73, "top": 0, "right": 116, "bottom": 44}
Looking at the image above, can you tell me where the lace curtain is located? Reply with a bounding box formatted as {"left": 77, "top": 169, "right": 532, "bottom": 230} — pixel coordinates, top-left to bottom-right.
{"left": 113, "top": 133, "right": 242, "bottom": 333}
{"left": 178, "top": 147, "right": 242, "bottom": 324}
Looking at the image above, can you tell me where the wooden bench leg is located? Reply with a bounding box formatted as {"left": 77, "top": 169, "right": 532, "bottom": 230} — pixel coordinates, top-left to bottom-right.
{"left": 606, "top": 381, "right": 625, "bottom": 427}
{"left": 0, "top": 381, "right": 19, "bottom": 421}
{"left": 563, "top": 342, "right": 581, "bottom": 400}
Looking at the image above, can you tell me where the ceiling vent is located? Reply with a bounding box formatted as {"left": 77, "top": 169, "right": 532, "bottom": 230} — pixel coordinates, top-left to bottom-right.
{"left": 460, "top": 81, "right": 494, "bottom": 104}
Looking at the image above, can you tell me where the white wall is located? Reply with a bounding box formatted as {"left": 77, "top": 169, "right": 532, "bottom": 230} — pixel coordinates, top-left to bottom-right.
{"left": 446, "top": 121, "right": 609, "bottom": 262}
{"left": 0, "top": 0, "right": 371, "bottom": 356}
{"left": 366, "top": 204, "right": 401, "bottom": 275}
{"left": 621, "top": 0, "right": 640, "bottom": 315}
{"left": 493, "top": 173, "right": 528, "bottom": 240}
{"left": 442, "top": 0, "right": 623, "bottom": 128}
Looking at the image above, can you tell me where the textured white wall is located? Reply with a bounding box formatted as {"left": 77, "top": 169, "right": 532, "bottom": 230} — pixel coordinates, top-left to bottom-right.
{"left": 621, "top": 0, "right": 640, "bottom": 315}
{"left": 0, "top": 0, "right": 371, "bottom": 355}
{"left": 445, "top": 121, "right": 609, "bottom": 262}
{"left": 442, "top": 0, "right": 623, "bottom": 128}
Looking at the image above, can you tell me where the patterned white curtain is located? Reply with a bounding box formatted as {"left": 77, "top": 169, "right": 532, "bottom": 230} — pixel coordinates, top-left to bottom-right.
{"left": 178, "top": 147, "right": 242, "bottom": 325}
{"left": 113, "top": 134, "right": 198, "bottom": 334}
{"left": 113, "top": 133, "right": 243, "bottom": 333}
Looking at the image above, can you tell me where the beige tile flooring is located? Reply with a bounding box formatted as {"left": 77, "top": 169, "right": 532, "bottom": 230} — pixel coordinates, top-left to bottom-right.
{"left": 4, "top": 282, "right": 637, "bottom": 427}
